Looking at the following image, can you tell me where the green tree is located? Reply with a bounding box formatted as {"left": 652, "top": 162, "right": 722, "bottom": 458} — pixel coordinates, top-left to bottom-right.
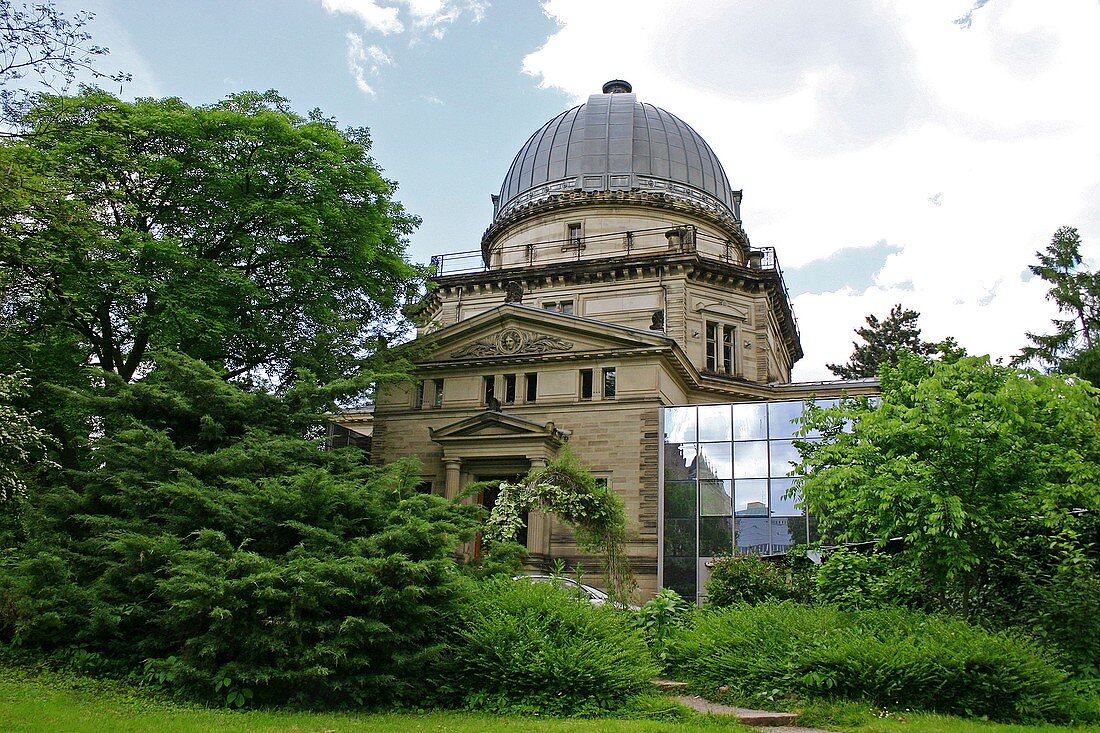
{"left": 826, "top": 304, "right": 945, "bottom": 379}
{"left": 0, "top": 371, "right": 52, "bottom": 501}
{"left": 797, "top": 353, "right": 1100, "bottom": 618}
{"left": 1014, "top": 226, "right": 1100, "bottom": 385}
{"left": 1, "top": 89, "right": 419, "bottom": 389}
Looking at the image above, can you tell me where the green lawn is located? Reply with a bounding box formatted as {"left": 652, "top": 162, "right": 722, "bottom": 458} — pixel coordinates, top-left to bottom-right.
{"left": 2, "top": 669, "right": 1098, "bottom": 733}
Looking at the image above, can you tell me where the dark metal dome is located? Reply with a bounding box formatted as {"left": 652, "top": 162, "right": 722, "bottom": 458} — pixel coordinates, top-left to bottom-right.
{"left": 494, "top": 81, "right": 737, "bottom": 222}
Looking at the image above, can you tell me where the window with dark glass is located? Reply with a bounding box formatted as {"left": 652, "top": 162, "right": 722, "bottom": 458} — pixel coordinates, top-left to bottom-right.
{"left": 542, "top": 299, "right": 574, "bottom": 315}
{"left": 525, "top": 372, "right": 538, "bottom": 402}
{"left": 705, "top": 321, "right": 718, "bottom": 371}
{"left": 433, "top": 379, "right": 444, "bottom": 408}
{"left": 566, "top": 222, "right": 583, "bottom": 248}
{"left": 504, "top": 374, "right": 516, "bottom": 404}
{"left": 483, "top": 375, "right": 495, "bottom": 404}
{"left": 602, "top": 367, "right": 616, "bottom": 398}
{"left": 723, "top": 325, "right": 735, "bottom": 374}
{"left": 414, "top": 380, "right": 425, "bottom": 409}
{"left": 579, "top": 369, "right": 593, "bottom": 400}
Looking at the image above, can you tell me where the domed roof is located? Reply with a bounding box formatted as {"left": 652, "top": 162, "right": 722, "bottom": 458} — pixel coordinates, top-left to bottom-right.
{"left": 494, "top": 81, "right": 737, "bottom": 222}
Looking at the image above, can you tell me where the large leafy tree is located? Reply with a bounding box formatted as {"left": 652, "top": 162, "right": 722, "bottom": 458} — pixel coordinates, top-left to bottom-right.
{"left": 1, "top": 89, "right": 420, "bottom": 389}
{"left": 1014, "top": 226, "right": 1100, "bottom": 385}
{"left": 826, "top": 304, "right": 946, "bottom": 379}
{"left": 797, "top": 353, "right": 1100, "bottom": 618}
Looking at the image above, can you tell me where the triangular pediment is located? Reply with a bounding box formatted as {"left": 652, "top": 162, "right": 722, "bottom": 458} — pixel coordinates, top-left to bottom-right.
{"left": 419, "top": 304, "right": 673, "bottom": 363}
{"left": 431, "top": 410, "right": 568, "bottom": 443}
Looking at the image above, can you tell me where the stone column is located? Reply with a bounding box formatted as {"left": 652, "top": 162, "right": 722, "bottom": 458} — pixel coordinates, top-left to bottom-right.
{"left": 443, "top": 457, "right": 462, "bottom": 500}
{"left": 526, "top": 458, "right": 550, "bottom": 557}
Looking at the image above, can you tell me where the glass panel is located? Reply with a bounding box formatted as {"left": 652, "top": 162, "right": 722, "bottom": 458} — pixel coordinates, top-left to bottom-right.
{"left": 769, "top": 440, "right": 800, "bottom": 478}
{"left": 770, "top": 515, "right": 805, "bottom": 553}
{"left": 699, "top": 517, "right": 733, "bottom": 557}
{"left": 697, "top": 404, "right": 731, "bottom": 442}
{"left": 699, "top": 479, "right": 732, "bottom": 516}
{"left": 663, "top": 518, "right": 696, "bottom": 557}
{"left": 732, "top": 403, "right": 767, "bottom": 440}
{"left": 770, "top": 477, "right": 802, "bottom": 515}
{"left": 735, "top": 516, "right": 769, "bottom": 554}
{"left": 663, "top": 443, "right": 698, "bottom": 480}
{"left": 734, "top": 479, "right": 768, "bottom": 514}
{"left": 768, "top": 400, "right": 804, "bottom": 439}
{"left": 733, "top": 441, "right": 768, "bottom": 478}
{"left": 697, "top": 443, "right": 733, "bottom": 480}
{"left": 663, "top": 406, "right": 696, "bottom": 444}
{"left": 808, "top": 514, "right": 822, "bottom": 545}
{"left": 664, "top": 481, "right": 696, "bottom": 519}
{"left": 663, "top": 556, "right": 696, "bottom": 601}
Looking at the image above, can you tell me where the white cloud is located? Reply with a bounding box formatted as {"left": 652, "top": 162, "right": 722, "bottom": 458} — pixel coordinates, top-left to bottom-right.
{"left": 522, "top": 0, "right": 1100, "bottom": 380}
{"left": 345, "top": 32, "right": 380, "bottom": 95}
{"left": 323, "top": 0, "right": 404, "bottom": 34}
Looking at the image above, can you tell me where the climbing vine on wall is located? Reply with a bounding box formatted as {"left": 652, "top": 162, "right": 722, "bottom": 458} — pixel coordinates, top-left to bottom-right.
{"left": 482, "top": 449, "right": 635, "bottom": 603}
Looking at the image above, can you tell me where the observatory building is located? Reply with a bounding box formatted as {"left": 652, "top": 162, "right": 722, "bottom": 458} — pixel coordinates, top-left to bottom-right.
{"left": 340, "top": 81, "right": 876, "bottom": 601}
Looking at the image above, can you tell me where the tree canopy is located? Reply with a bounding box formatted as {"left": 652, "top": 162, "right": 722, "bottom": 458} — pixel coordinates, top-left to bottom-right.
{"left": 797, "top": 353, "right": 1100, "bottom": 617}
{"left": 1014, "top": 226, "right": 1100, "bottom": 385}
{"left": 826, "top": 304, "right": 952, "bottom": 379}
{"left": 1, "top": 89, "right": 420, "bottom": 390}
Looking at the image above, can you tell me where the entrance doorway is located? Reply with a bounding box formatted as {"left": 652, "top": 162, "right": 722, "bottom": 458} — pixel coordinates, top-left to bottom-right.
{"left": 471, "top": 468, "right": 529, "bottom": 557}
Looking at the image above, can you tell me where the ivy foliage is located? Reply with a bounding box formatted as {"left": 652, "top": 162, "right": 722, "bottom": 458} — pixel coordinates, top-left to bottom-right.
{"left": 480, "top": 449, "right": 633, "bottom": 602}
{"left": 0, "top": 353, "right": 481, "bottom": 708}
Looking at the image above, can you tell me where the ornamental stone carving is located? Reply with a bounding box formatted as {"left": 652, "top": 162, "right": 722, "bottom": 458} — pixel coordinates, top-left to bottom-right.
{"left": 450, "top": 328, "right": 574, "bottom": 358}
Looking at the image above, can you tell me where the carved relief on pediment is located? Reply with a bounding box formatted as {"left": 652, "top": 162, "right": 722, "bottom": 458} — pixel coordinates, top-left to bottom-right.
{"left": 450, "top": 327, "right": 574, "bottom": 358}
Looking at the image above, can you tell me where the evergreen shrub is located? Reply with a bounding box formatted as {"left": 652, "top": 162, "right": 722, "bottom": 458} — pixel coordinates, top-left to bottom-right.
{"left": 705, "top": 553, "right": 814, "bottom": 607}
{"left": 665, "top": 602, "right": 1091, "bottom": 723}
{"left": 442, "top": 579, "right": 658, "bottom": 716}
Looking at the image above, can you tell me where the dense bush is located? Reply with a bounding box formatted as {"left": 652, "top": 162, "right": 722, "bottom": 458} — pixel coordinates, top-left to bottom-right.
{"left": 635, "top": 588, "right": 694, "bottom": 666}
{"left": 441, "top": 579, "right": 658, "bottom": 716}
{"left": 814, "top": 549, "right": 928, "bottom": 610}
{"left": 705, "top": 553, "right": 814, "bottom": 607}
{"left": 665, "top": 602, "right": 1091, "bottom": 723}
{"left": 0, "top": 355, "right": 481, "bottom": 708}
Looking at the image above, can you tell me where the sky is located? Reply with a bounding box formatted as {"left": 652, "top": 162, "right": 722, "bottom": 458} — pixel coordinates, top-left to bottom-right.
{"left": 47, "top": 0, "right": 1100, "bottom": 381}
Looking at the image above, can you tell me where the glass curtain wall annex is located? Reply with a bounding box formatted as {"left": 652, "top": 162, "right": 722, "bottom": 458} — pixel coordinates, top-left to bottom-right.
{"left": 660, "top": 400, "right": 834, "bottom": 601}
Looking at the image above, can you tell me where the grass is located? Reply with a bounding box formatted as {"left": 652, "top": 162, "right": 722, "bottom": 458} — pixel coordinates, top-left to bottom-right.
{"left": 0, "top": 666, "right": 746, "bottom": 733}
{"left": 3, "top": 666, "right": 1100, "bottom": 733}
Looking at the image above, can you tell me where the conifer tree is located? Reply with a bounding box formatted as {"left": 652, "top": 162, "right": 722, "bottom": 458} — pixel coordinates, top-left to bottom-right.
{"left": 827, "top": 304, "right": 937, "bottom": 379}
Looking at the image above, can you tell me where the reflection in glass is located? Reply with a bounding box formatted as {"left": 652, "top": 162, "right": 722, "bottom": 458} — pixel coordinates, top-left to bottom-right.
{"left": 735, "top": 516, "right": 769, "bottom": 554}
{"left": 768, "top": 400, "right": 803, "bottom": 439}
{"left": 733, "top": 441, "right": 768, "bottom": 478}
{"left": 663, "top": 518, "right": 696, "bottom": 557}
{"left": 697, "top": 404, "right": 732, "bottom": 442}
{"left": 698, "top": 443, "right": 733, "bottom": 480}
{"left": 769, "top": 440, "right": 800, "bottom": 477}
{"left": 770, "top": 516, "right": 804, "bottom": 552}
{"left": 664, "top": 481, "right": 696, "bottom": 519}
{"left": 699, "top": 517, "right": 733, "bottom": 556}
{"left": 663, "top": 406, "right": 696, "bottom": 443}
{"left": 769, "top": 477, "right": 802, "bottom": 515}
{"left": 699, "top": 480, "right": 732, "bottom": 516}
{"left": 664, "top": 443, "right": 698, "bottom": 478}
{"left": 732, "top": 403, "right": 767, "bottom": 440}
{"left": 663, "top": 556, "right": 696, "bottom": 601}
{"left": 734, "top": 479, "right": 767, "bottom": 513}
{"left": 801, "top": 399, "right": 838, "bottom": 438}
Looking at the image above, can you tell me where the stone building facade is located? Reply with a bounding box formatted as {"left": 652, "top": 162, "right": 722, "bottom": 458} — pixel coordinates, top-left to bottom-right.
{"left": 341, "top": 81, "right": 877, "bottom": 601}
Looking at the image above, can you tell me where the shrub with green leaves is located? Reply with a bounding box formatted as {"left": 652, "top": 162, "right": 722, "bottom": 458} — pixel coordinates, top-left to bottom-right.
{"left": 665, "top": 602, "right": 1090, "bottom": 723}
{"left": 442, "top": 579, "right": 658, "bottom": 716}
{"left": 635, "top": 587, "right": 694, "bottom": 665}
{"left": 705, "top": 553, "right": 813, "bottom": 607}
{"left": 0, "top": 354, "right": 481, "bottom": 708}
{"left": 814, "top": 549, "right": 927, "bottom": 610}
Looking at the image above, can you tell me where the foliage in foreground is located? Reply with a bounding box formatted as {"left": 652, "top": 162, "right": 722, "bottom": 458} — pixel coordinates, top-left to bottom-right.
{"left": 704, "top": 553, "right": 815, "bottom": 607}
{"left": 664, "top": 602, "right": 1094, "bottom": 723}
{"left": 440, "top": 579, "right": 659, "bottom": 717}
{"left": 0, "top": 354, "right": 480, "bottom": 708}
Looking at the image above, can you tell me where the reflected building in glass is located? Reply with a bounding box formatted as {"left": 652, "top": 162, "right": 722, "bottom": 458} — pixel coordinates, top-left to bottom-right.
{"left": 661, "top": 400, "right": 833, "bottom": 602}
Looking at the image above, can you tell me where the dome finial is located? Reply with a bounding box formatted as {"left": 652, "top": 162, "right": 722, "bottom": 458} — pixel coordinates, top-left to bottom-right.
{"left": 602, "top": 79, "right": 632, "bottom": 94}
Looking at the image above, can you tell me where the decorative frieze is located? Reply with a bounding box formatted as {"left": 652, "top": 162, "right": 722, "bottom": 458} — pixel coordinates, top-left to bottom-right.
{"left": 450, "top": 328, "right": 574, "bottom": 358}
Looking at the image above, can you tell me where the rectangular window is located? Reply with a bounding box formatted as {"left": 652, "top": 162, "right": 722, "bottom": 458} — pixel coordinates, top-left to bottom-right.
{"left": 560, "top": 300, "right": 574, "bottom": 315}
{"left": 483, "top": 375, "right": 495, "bottom": 405}
{"left": 543, "top": 301, "right": 558, "bottom": 312}
{"left": 723, "top": 325, "right": 735, "bottom": 375}
{"left": 579, "top": 369, "right": 593, "bottom": 400}
{"left": 504, "top": 374, "right": 516, "bottom": 404}
{"left": 433, "top": 379, "right": 444, "bottom": 408}
{"left": 414, "top": 380, "right": 425, "bottom": 409}
{"left": 602, "top": 367, "right": 616, "bottom": 399}
{"left": 567, "top": 222, "right": 583, "bottom": 248}
{"left": 525, "top": 372, "right": 538, "bottom": 403}
{"left": 705, "top": 321, "right": 718, "bottom": 371}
